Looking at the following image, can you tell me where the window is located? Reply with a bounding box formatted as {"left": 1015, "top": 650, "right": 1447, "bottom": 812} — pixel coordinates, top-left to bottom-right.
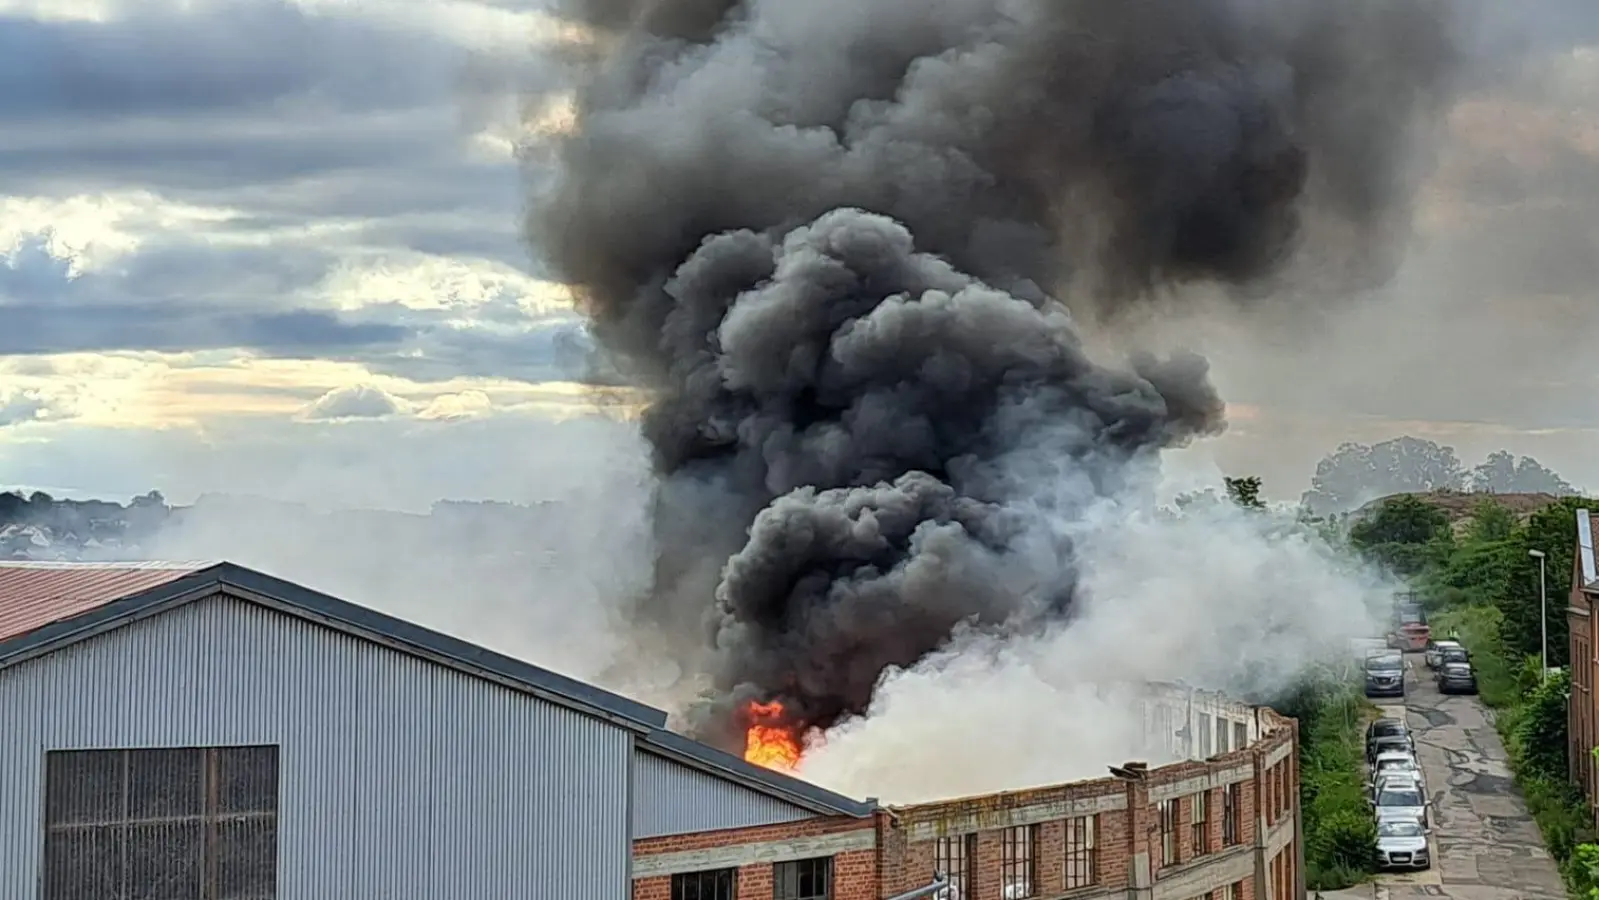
{"left": 934, "top": 834, "right": 974, "bottom": 900}
{"left": 1158, "top": 799, "right": 1178, "bottom": 866}
{"left": 1064, "top": 815, "right": 1097, "bottom": 888}
{"left": 1001, "top": 825, "right": 1037, "bottom": 898}
{"left": 1222, "top": 783, "right": 1241, "bottom": 846}
{"left": 1190, "top": 791, "right": 1209, "bottom": 855}
{"left": 43, "top": 745, "right": 279, "bottom": 900}
{"left": 1234, "top": 722, "right": 1248, "bottom": 750}
{"left": 1281, "top": 763, "right": 1293, "bottom": 816}
{"left": 1216, "top": 720, "right": 1230, "bottom": 755}
{"left": 1221, "top": 881, "right": 1240, "bottom": 900}
{"left": 1197, "top": 714, "right": 1213, "bottom": 758}
{"left": 775, "top": 857, "right": 831, "bottom": 900}
{"left": 673, "top": 868, "right": 737, "bottom": 900}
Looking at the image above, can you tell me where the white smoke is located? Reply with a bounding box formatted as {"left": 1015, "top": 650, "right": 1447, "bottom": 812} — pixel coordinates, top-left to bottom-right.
{"left": 798, "top": 480, "right": 1390, "bottom": 803}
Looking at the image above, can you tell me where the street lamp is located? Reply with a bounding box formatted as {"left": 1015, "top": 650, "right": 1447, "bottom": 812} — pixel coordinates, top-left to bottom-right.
{"left": 1530, "top": 549, "right": 1548, "bottom": 680}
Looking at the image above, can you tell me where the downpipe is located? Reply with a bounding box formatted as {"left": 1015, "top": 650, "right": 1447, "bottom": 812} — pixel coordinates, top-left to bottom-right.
{"left": 884, "top": 872, "right": 950, "bottom": 900}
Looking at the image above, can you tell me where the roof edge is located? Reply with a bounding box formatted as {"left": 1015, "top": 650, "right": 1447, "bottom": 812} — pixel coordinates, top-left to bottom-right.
{"left": 0, "top": 561, "right": 672, "bottom": 735}
{"left": 1579, "top": 509, "right": 1596, "bottom": 588}
{"left": 638, "top": 728, "right": 876, "bottom": 819}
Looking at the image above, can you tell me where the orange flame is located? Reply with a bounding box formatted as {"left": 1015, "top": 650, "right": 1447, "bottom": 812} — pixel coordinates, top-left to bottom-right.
{"left": 743, "top": 699, "right": 803, "bottom": 772}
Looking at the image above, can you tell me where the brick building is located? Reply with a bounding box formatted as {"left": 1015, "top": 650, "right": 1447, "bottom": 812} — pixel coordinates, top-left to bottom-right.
{"left": 632, "top": 687, "right": 1305, "bottom": 900}
{"left": 1567, "top": 508, "right": 1599, "bottom": 806}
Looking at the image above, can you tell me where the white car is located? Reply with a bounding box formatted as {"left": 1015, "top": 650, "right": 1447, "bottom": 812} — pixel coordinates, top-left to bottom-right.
{"left": 1373, "top": 750, "right": 1422, "bottom": 778}
{"left": 1426, "top": 640, "right": 1463, "bottom": 669}
{"left": 1374, "top": 784, "right": 1429, "bottom": 828}
{"left": 1372, "top": 770, "right": 1426, "bottom": 802}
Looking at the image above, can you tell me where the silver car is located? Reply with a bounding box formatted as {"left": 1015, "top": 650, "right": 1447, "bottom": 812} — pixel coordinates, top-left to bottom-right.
{"left": 1375, "top": 818, "right": 1431, "bottom": 870}
{"left": 1374, "top": 785, "right": 1429, "bottom": 828}
{"left": 1426, "top": 640, "right": 1462, "bottom": 669}
{"left": 1372, "top": 750, "right": 1421, "bottom": 779}
{"left": 1371, "top": 770, "right": 1426, "bottom": 803}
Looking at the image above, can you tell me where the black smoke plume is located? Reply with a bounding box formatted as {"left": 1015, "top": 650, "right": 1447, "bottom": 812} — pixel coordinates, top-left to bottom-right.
{"left": 529, "top": 0, "right": 1461, "bottom": 749}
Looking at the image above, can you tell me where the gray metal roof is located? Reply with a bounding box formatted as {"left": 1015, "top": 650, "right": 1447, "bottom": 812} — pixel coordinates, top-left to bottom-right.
{"left": 0, "top": 561, "right": 873, "bottom": 819}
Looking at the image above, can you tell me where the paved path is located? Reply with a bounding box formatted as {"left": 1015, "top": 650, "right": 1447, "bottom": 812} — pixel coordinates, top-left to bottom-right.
{"left": 1372, "top": 653, "right": 1566, "bottom": 900}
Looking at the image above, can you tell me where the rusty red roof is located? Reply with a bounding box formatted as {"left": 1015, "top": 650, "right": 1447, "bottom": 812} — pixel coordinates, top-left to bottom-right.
{"left": 0, "top": 561, "right": 214, "bottom": 643}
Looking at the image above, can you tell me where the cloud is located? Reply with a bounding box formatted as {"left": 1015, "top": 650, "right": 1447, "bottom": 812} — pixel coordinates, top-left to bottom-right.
{"left": 300, "top": 384, "right": 405, "bottom": 421}
{"left": 0, "top": 387, "right": 51, "bottom": 425}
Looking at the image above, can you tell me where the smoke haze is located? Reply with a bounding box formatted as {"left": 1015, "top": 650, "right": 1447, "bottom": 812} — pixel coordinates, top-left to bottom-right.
{"left": 528, "top": 0, "right": 1464, "bottom": 748}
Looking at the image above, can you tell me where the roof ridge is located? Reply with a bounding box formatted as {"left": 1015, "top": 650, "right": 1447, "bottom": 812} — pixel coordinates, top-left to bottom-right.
{"left": 0, "top": 560, "right": 217, "bottom": 570}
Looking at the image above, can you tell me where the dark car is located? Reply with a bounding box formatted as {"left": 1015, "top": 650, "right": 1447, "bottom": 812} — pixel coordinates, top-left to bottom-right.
{"left": 1437, "top": 661, "right": 1478, "bottom": 695}
{"left": 1366, "top": 717, "right": 1408, "bottom": 745}
{"left": 1365, "top": 653, "right": 1406, "bottom": 699}
{"left": 1368, "top": 734, "right": 1414, "bottom": 764}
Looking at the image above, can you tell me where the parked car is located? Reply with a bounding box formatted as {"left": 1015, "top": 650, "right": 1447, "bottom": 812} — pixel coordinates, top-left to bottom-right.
{"left": 1437, "top": 661, "right": 1479, "bottom": 695}
{"left": 1366, "top": 717, "right": 1408, "bottom": 744}
{"left": 1375, "top": 818, "right": 1431, "bottom": 870}
{"left": 1367, "top": 734, "right": 1415, "bottom": 765}
{"left": 1374, "top": 784, "right": 1429, "bottom": 828}
{"left": 1371, "top": 750, "right": 1422, "bottom": 780}
{"left": 1425, "top": 640, "right": 1463, "bottom": 669}
{"left": 1370, "top": 770, "right": 1426, "bottom": 803}
{"left": 1365, "top": 653, "right": 1406, "bottom": 699}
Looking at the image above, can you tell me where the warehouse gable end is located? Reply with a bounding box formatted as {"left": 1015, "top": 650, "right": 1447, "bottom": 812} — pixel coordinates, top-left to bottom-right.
{"left": 632, "top": 749, "right": 816, "bottom": 837}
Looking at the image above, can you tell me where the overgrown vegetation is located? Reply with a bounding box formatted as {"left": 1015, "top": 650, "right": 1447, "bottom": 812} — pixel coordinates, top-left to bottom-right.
{"left": 1274, "top": 671, "right": 1376, "bottom": 890}
{"left": 1353, "top": 493, "right": 1599, "bottom": 893}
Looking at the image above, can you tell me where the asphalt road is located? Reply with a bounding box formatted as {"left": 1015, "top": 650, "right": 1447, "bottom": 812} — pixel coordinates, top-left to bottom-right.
{"left": 1369, "top": 652, "right": 1567, "bottom": 900}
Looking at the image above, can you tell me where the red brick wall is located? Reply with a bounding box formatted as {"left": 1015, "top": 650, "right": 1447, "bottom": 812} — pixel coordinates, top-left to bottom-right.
{"left": 634, "top": 709, "right": 1300, "bottom": 900}
{"left": 632, "top": 815, "right": 878, "bottom": 900}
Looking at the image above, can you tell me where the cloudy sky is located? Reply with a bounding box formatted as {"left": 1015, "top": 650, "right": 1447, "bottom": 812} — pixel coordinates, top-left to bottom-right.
{"left": 2, "top": 0, "right": 1598, "bottom": 510}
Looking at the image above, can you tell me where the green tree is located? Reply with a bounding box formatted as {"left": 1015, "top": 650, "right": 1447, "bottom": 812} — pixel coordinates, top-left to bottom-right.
{"left": 1349, "top": 495, "right": 1453, "bottom": 575}
{"left": 1465, "top": 498, "right": 1518, "bottom": 543}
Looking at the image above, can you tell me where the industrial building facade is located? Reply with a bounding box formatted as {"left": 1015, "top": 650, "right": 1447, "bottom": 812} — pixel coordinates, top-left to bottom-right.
{"left": 0, "top": 560, "right": 1303, "bottom": 900}
{"left": 1566, "top": 508, "right": 1598, "bottom": 812}
{"left": 637, "top": 686, "right": 1304, "bottom": 900}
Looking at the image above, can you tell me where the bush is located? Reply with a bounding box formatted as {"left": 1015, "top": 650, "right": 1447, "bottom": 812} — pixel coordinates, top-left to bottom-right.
{"left": 1514, "top": 668, "right": 1571, "bottom": 782}
{"left": 1286, "top": 677, "right": 1377, "bottom": 890}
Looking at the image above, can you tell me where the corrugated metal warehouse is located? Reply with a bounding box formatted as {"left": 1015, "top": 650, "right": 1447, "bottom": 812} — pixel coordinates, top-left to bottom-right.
{"left": 0, "top": 561, "right": 875, "bottom": 900}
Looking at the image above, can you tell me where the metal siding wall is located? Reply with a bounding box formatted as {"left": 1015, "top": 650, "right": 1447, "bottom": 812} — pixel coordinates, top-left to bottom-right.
{"left": 631, "top": 750, "right": 813, "bottom": 837}
{"left": 0, "top": 596, "right": 632, "bottom": 900}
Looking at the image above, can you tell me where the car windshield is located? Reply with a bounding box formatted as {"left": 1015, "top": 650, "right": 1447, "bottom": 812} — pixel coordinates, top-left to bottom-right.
{"left": 1443, "top": 663, "right": 1472, "bottom": 674}
{"left": 1367, "top": 658, "right": 1402, "bottom": 671}
{"left": 1379, "top": 821, "right": 1425, "bottom": 837}
{"left": 1377, "top": 758, "right": 1415, "bottom": 770}
{"left": 1371, "top": 721, "right": 1405, "bottom": 737}
{"left": 1378, "top": 790, "right": 1424, "bottom": 807}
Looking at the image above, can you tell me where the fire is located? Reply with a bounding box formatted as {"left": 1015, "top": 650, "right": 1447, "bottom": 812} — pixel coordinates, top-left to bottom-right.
{"left": 743, "top": 699, "right": 804, "bottom": 772}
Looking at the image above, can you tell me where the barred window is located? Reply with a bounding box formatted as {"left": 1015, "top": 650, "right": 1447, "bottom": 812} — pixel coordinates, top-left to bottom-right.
{"left": 1190, "top": 791, "right": 1209, "bottom": 856}
{"left": 1001, "top": 825, "right": 1036, "bottom": 898}
{"left": 775, "top": 857, "right": 831, "bottom": 900}
{"left": 673, "top": 868, "right": 736, "bottom": 900}
{"left": 43, "top": 745, "right": 279, "bottom": 900}
{"left": 1158, "top": 799, "right": 1178, "bottom": 867}
{"left": 1064, "top": 815, "right": 1097, "bottom": 888}
{"left": 933, "top": 834, "right": 974, "bottom": 900}
{"left": 1222, "top": 783, "right": 1241, "bottom": 846}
